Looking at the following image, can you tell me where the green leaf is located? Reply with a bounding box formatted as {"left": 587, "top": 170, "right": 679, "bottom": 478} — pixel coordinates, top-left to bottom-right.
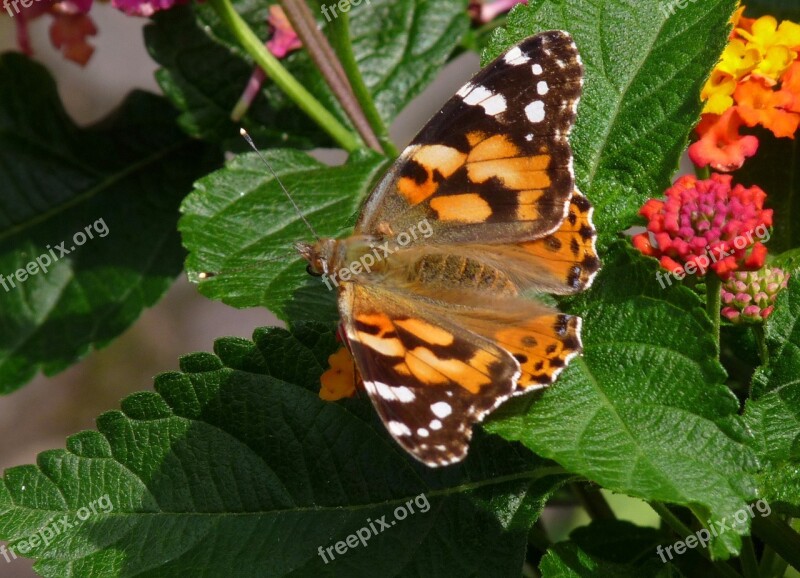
{"left": 148, "top": 0, "right": 469, "bottom": 150}
{"left": 486, "top": 245, "right": 759, "bottom": 559}
{"left": 539, "top": 540, "right": 684, "bottom": 578}
{"left": 0, "top": 54, "right": 221, "bottom": 394}
{"left": 483, "top": 0, "right": 738, "bottom": 248}
{"left": 737, "top": 131, "right": 799, "bottom": 255}
{"left": 771, "top": 248, "right": 800, "bottom": 274}
{"left": 179, "top": 149, "right": 388, "bottom": 321}
{"left": 0, "top": 323, "right": 571, "bottom": 577}
{"left": 745, "top": 276, "right": 800, "bottom": 515}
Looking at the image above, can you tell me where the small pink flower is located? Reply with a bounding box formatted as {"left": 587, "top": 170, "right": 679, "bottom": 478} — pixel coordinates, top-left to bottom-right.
{"left": 689, "top": 108, "right": 760, "bottom": 172}
{"left": 111, "top": 0, "right": 188, "bottom": 17}
{"left": 469, "top": 0, "right": 527, "bottom": 25}
{"left": 632, "top": 174, "right": 773, "bottom": 279}
{"left": 232, "top": 6, "right": 302, "bottom": 122}
{"left": 721, "top": 268, "right": 789, "bottom": 323}
{"left": 13, "top": 0, "right": 97, "bottom": 66}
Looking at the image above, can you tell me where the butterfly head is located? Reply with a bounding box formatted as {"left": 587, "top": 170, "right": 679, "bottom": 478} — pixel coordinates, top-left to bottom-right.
{"left": 296, "top": 239, "right": 338, "bottom": 277}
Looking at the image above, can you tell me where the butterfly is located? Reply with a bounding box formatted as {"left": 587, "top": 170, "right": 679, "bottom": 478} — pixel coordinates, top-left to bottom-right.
{"left": 298, "top": 30, "right": 599, "bottom": 467}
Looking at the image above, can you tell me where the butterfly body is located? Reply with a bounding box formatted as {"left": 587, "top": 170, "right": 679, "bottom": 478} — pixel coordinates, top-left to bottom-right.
{"left": 301, "top": 31, "right": 599, "bottom": 467}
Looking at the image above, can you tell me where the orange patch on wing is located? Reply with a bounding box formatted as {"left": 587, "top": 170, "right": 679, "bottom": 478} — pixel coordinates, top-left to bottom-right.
{"left": 404, "top": 347, "right": 494, "bottom": 393}
{"left": 468, "top": 134, "right": 519, "bottom": 163}
{"left": 495, "top": 315, "right": 580, "bottom": 388}
{"left": 467, "top": 131, "right": 487, "bottom": 146}
{"left": 398, "top": 145, "right": 467, "bottom": 206}
{"left": 395, "top": 318, "right": 455, "bottom": 346}
{"left": 430, "top": 194, "right": 492, "bottom": 223}
{"left": 516, "top": 189, "right": 544, "bottom": 221}
{"left": 413, "top": 145, "right": 466, "bottom": 177}
{"left": 517, "top": 191, "right": 599, "bottom": 289}
{"left": 398, "top": 176, "right": 438, "bottom": 205}
{"left": 467, "top": 156, "right": 551, "bottom": 189}
{"left": 354, "top": 312, "right": 405, "bottom": 357}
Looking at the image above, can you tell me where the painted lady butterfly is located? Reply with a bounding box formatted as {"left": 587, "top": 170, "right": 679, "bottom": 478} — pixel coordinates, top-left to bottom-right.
{"left": 299, "top": 31, "right": 599, "bottom": 466}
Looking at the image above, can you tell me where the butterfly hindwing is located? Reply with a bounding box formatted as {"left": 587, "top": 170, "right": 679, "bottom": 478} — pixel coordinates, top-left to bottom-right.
{"left": 357, "top": 31, "right": 583, "bottom": 245}
{"left": 340, "top": 284, "right": 520, "bottom": 466}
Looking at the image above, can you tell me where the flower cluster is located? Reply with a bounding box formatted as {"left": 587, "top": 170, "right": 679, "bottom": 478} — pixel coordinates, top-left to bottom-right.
{"left": 721, "top": 267, "right": 790, "bottom": 323}
{"left": 632, "top": 173, "right": 773, "bottom": 278}
{"left": 8, "top": 0, "right": 186, "bottom": 66}
{"left": 690, "top": 9, "right": 800, "bottom": 171}
{"left": 319, "top": 346, "right": 360, "bottom": 401}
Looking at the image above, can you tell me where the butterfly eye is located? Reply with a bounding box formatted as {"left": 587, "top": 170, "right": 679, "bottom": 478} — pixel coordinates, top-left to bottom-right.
{"left": 306, "top": 264, "right": 322, "bottom": 277}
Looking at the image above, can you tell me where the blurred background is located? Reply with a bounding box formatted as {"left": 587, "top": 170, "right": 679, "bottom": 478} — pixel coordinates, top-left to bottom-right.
{"left": 0, "top": 8, "right": 660, "bottom": 576}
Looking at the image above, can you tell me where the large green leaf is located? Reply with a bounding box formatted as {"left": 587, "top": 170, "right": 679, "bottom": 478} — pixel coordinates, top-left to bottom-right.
{"left": 483, "top": 0, "right": 738, "bottom": 248}
{"left": 148, "top": 0, "right": 469, "bottom": 150}
{"left": 179, "top": 149, "right": 388, "bottom": 321}
{"left": 744, "top": 276, "right": 800, "bottom": 515}
{"left": 0, "top": 54, "right": 221, "bottom": 394}
{"left": 486, "top": 245, "right": 759, "bottom": 559}
{"left": 0, "top": 323, "right": 571, "bottom": 577}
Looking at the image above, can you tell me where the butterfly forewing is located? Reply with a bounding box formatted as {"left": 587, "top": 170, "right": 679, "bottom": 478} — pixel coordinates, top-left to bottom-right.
{"left": 356, "top": 31, "right": 584, "bottom": 245}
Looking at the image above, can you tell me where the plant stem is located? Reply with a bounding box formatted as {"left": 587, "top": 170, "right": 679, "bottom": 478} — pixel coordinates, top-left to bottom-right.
{"left": 695, "top": 164, "right": 712, "bottom": 179}
{"left": 753, "top": 324, "right": 769, "bottom": 366}
{"left": 758, "top": 545, "right": 777, "bottom": 576}
{"left": 649, "top": 502, "right": 743, "bottom": 578}
{"left": 707, "top": 272, "right": 722, "bottom": 354}
{"left": 279, "top": 0, "right": 382, "bottom": 152}
{"left": 650, "top": 501, "right": 695, "bottom": 538}
{"left": 571, "top": 483, "right": 616, "bottom": 521}
{"left": 752, "top": 515, "right": 800, "bottom": 573}
{"left": 209, "top": 0, "right": 359, "bottom": 152}
{"left": 328, "top": 11, "right": 398, "bottom": 157}
{"left": 740, "top": 536, "right": 761, "bottom": 578}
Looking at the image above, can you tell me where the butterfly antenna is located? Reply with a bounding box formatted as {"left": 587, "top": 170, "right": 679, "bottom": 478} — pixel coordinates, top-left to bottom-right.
{"left": 240, "top": 128, "right": 321, "bottom": 241}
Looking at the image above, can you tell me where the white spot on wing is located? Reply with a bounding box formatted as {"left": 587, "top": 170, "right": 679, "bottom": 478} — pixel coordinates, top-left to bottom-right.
{"left": 504, "top": 46, "right": 530, "bottom": 65}
{"left": 430, "top": 419, "right": 443, "bottom": 430}
{"left": 463, "top": 85, "right": 493, "bottom": 106}
{"left": 532, "top": 63, "right": 543, "bottom": 75}
{"left": 480, "top": 93, "right": 507, "bottom": 116}
{"left": 369, "top": 381, "right": 416, "bottom": 403}
{"left": 537, "top": 81, "right": 549, "bottom": 95}
{"left": 525, "top": 100, "right": 546, "bottom": 123}
{"left": 417, "top": 428, "right": 429, "bottom": 437}
{"left": 525, "top": 134, "right": 534, "bottom": 141}
{"left": 388, "top": 421, "right": 412, "bottom": 437}
{"left": 456, "top": 82, "right": 474, "bottom": 98}
{"left": 394, "top": 386, "right": 415, "bottom": 402}
{"left": 431, "top": 402, "right": 452, "bottom": 419}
